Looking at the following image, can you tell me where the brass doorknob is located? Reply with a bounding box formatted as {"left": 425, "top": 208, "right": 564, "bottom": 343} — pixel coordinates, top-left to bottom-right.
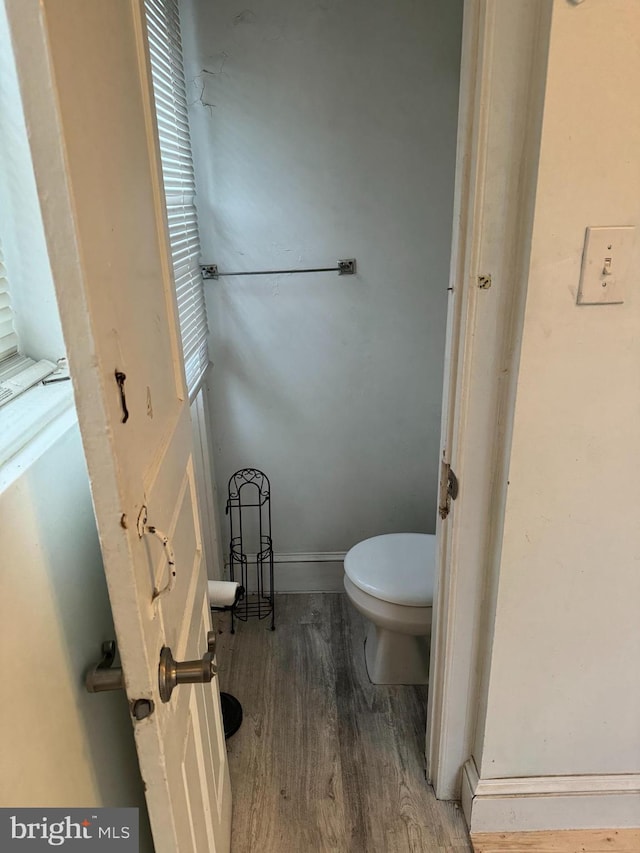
{"left": 158, "top": 646, "right": 217, "bottom": 703}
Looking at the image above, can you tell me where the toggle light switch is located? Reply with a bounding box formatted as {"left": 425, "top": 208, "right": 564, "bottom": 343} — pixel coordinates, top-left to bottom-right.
{"left": 577, "top": 226, "right": 635, "bottom": 305}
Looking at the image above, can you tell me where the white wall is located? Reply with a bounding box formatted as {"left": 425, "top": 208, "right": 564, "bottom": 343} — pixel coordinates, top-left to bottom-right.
{"left": 182, "top": 0, "right": 463, "bottom": 555}
{"left": 470, "top": 0, "right": 640, "bottom": 823}
{"left": 0, "top": 422, "right": 153, "bottom": 848}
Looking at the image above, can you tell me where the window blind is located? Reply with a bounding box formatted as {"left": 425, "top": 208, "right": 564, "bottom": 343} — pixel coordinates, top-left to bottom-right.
{"left": 0, "top": 244, "right": 18, "bottom": 364}
{"left": 144, "top": 0, "right": 209, "bottom": 396}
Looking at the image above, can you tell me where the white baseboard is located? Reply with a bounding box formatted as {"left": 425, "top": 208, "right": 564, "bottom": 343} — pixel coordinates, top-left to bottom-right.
{"left": 462, "top": 758, "right": 640, "bottom": 833}
{"left": 274, "top": 552, "right": 346, "bottom": 592}
{"left": 225, "top": 551, "right": 346, "bottom": 593}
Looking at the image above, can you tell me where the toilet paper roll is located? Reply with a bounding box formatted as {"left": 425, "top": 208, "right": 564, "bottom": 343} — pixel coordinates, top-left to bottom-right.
{"left": 208, "top": 580, "right": 240, "bottom": 608}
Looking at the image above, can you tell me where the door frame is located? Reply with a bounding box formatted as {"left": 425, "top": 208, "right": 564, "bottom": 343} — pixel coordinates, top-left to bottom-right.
{"left": 426, "top": 0, "right": 554, "bottom": 800}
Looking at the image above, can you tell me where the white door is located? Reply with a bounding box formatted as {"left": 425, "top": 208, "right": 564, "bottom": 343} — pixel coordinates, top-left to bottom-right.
{"left": 6, "top": 1, "right": 231, "bottom": 849}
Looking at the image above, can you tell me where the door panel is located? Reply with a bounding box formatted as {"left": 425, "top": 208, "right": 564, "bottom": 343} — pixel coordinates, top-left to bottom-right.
{"left": 5, "top": 1, "right": 231, "bottom": 849}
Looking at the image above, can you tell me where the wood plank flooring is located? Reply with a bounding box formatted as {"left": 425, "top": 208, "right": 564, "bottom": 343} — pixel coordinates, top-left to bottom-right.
{"left": 214, "top": 593, "right": 471, "bottom": 853}
{"left": 471, "top": 829, "right": 640, "bottom": 853}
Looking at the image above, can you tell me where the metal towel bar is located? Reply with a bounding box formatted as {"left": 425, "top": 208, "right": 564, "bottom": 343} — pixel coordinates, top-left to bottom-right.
{"left": 200, "top": 258, "right": 356, "bottom": 279}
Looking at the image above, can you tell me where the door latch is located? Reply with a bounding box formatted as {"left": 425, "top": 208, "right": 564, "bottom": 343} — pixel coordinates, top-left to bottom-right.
{"left": 438, "top": 461, "right": 459, "bottom": 520}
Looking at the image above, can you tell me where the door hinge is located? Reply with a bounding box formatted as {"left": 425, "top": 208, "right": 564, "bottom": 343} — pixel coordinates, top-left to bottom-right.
{"left": 438, "top": 461, "right": 459, "bottom": 520}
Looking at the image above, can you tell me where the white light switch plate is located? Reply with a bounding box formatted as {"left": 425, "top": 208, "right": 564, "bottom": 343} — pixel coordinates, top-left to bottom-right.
{"left": 577, "top": 226, "right": 635, "bottom": 305}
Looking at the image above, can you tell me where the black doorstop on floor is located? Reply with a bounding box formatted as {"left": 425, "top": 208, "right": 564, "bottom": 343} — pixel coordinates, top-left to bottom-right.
{"left": 220, "top": 692, "right": 243, "bottom": 739}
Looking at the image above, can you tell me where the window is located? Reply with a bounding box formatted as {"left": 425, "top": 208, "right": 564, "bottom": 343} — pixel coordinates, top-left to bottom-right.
{"left": 0, "top": 6, "right": 67, "bottom": 423}
{"left": 0, "top": 242, "right": 17, "bottom": 363}
{"left": 0, "top": 239, "right": 58, "bottom": 408}
{"left": 0, "top": 233, "right": 72, "bottom": 472}
{"left": 144, "top": 0, "right": 210, "bottom": 398}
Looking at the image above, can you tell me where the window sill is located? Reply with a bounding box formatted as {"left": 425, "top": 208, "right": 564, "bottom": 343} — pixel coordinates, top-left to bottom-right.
{"left": 0, "top": 380, "right": 76, "bottom": 492}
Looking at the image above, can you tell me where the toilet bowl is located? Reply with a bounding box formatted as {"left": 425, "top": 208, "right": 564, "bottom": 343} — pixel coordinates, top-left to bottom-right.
{"left": 343, "top": 533, "right": 435, "bottom": 685}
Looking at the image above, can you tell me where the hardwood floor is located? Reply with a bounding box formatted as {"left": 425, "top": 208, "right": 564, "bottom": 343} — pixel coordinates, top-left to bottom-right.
{"left": 214, "top": 592, "right": 471, "bottom": 853}
{"left": 471, "top": 830, "right": 640, "bottom": 853}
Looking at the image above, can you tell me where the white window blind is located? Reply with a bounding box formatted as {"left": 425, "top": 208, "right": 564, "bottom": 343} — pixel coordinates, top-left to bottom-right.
{"left": 0, "top": 243, "right": 18, "bottom": 364}
{"left": 144, "top": 0, "right": 209, "bottom": 396}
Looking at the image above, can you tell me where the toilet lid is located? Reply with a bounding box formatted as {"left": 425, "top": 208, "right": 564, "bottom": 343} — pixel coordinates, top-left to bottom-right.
{"left": 344, "top": 533, "right": 436, "bottom": 607}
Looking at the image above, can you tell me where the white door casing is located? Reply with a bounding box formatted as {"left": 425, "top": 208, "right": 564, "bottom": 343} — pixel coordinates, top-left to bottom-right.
{"left": 426, "top": 0, "right": 553, "bottom": 800}
{"left": 5, "top": 1, "right": 231, "bottom": 850}
{"left": 425, "top": 0, "right": 484, "bottom": 800}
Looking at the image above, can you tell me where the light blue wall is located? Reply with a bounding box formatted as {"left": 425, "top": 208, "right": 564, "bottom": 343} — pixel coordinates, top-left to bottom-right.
{"left": 0, "top": 422, "right": 153, "bottom": 849}
{"left": 182, "top": 0, "right": 463, "bottom": 554}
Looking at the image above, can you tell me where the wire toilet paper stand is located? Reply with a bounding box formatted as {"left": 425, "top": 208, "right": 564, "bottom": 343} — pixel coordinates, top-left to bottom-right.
{"left": 226, "top": 468, "right": 275, "bottom": 632}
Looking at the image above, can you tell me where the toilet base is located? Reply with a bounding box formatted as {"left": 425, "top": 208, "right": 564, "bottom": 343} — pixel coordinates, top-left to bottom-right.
{"left": 364, "top": 622, "right": 430, "bottom": 685}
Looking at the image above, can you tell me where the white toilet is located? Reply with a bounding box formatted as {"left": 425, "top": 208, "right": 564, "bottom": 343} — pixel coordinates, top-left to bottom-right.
{"left": 343, "top": 533, "right": 436, "bottom": 685}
